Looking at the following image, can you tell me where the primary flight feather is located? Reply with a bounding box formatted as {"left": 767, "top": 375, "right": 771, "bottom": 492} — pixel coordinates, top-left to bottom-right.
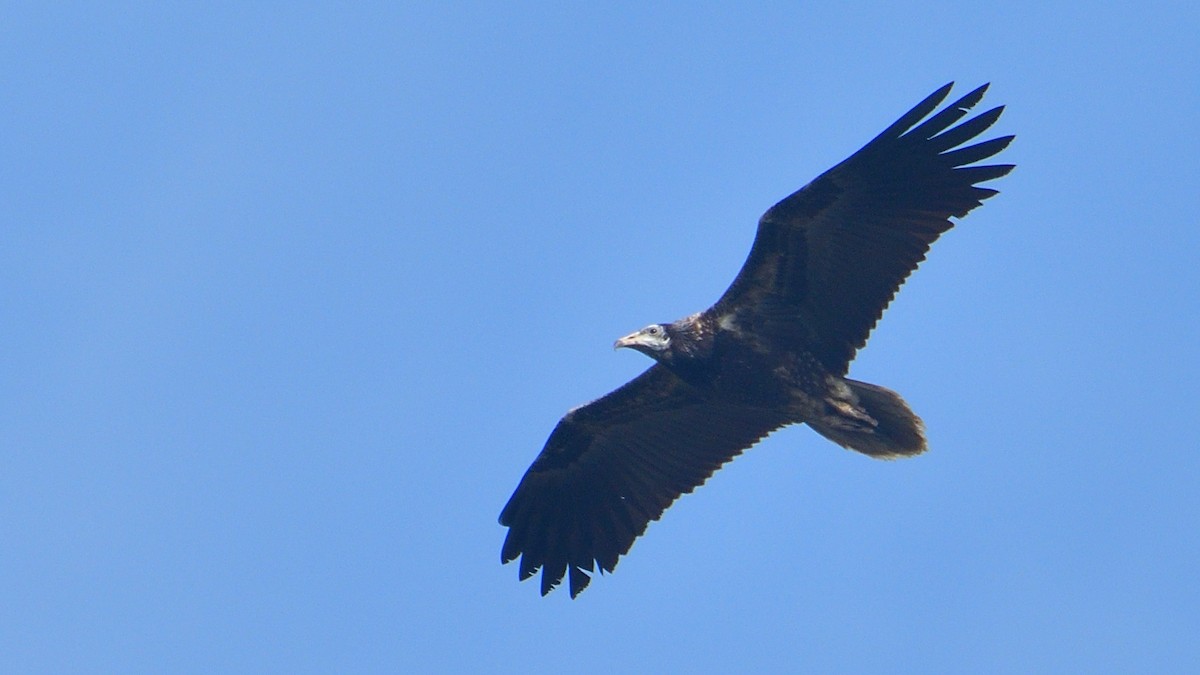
{"left": 500, "top": 83, "right": 1014, "bottom": 597}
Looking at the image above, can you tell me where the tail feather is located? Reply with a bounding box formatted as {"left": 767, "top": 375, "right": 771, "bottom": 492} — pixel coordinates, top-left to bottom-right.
{"left": 809, "top": 379, "right": 927, "bottom": 459}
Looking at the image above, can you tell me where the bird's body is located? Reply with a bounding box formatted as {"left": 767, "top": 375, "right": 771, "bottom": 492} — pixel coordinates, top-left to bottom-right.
{"left": 500, "top": 83, "right": 1014, "bottom": 597}
{"left": 620, "top": 312, "right": 843, "bottom": 421}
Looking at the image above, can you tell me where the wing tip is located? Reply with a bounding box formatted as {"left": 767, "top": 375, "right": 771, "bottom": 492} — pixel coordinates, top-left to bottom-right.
{"left": 992, "top": 134, "right": 1016, "bottom": 152}
{"left": 867, "top": 81, "right": 1003, "bottom": 150}
{"left": 959, "top": 82, "right": 990, "bottom": 104}
{"left": 890, "top": 82, "right": 955, "bottom": 134}
{"left": 568, "top": 565, "right": 593, "bottom": 598}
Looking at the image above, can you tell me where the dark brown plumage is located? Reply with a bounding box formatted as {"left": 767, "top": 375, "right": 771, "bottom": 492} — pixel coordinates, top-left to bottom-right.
{"left": 500, "top": 83, "right": 1014, "bottom": 597}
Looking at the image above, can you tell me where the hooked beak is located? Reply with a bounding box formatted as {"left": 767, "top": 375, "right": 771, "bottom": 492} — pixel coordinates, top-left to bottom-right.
{"left": 613, "top": 330, "right": 644, "bottom": 351}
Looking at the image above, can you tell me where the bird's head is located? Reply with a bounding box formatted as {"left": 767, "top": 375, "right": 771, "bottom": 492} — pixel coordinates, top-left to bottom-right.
{"left": 614, "top": 323, "right": 673, "bottom": 361}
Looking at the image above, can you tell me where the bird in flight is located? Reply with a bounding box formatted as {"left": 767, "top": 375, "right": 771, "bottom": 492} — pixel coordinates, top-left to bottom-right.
{"left": 500, "top": 83, "right": 1014, "bottom": 597}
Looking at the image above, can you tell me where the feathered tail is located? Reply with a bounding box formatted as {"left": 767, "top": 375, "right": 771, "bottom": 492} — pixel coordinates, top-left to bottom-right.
{"left": 808, "top": 379, "right": 927, "bottom": 459}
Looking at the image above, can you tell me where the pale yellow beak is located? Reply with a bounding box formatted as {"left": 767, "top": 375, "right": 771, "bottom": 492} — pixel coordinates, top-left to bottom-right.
{"left": 613, "top": 331, "right": 644, "bottom": 351}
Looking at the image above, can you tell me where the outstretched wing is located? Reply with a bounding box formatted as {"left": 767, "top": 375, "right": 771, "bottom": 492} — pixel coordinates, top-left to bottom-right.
{"left": 499, "top": 365, "right": 789, "bottom": 597}
{"left": 712, "top": 83, "right": 1014, "bottom": 374}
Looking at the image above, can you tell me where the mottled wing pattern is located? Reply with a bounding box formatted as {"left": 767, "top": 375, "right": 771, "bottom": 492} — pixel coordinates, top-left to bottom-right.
{"left": 499, "top": 365, "right": 789, "bottom": 597}
{"left": 713, "top": 83, "right": 1014, "bottom": 374}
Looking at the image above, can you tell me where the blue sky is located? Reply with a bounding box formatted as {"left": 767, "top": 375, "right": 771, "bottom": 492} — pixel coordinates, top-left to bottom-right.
{"left": 3, "top": 3, "right": 1198, "bottom": 672}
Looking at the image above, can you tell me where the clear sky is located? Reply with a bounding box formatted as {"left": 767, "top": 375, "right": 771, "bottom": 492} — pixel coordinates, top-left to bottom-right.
{"left": 3, "top": 3, "right": 1198, "bottom": 673}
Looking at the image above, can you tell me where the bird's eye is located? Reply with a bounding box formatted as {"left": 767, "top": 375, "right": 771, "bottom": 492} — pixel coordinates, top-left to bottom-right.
{"left": 648, "top": 326, "right": 660, "bottom": 335}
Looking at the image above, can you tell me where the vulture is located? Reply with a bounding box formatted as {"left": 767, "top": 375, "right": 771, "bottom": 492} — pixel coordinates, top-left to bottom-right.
{"left": 499, "top": 83, "right": 1014, "bottom": 597}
